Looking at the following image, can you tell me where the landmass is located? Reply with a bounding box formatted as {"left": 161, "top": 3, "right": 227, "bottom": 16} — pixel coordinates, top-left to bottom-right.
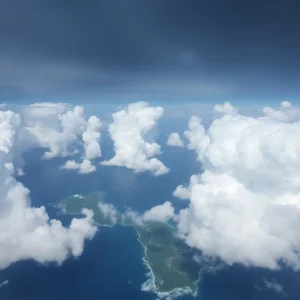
{"left": 56, "top": 192, "right": 200, "bottom": 296}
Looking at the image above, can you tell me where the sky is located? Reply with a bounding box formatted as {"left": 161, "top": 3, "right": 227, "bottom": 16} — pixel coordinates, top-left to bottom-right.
{"left": 0, "top": 0, "right": 300, "bottom": 104}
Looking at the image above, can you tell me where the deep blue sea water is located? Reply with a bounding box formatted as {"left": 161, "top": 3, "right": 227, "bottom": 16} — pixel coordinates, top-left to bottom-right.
{"left": 1, "top": 123, "right": 300, "bottom": 300}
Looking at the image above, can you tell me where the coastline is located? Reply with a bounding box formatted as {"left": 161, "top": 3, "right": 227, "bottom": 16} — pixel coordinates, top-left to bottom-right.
{"left": 53, "top": 196, "right": 200, "bottom": 300}
{"left": 135, "top": 225, "right": 199, "bottom": 300}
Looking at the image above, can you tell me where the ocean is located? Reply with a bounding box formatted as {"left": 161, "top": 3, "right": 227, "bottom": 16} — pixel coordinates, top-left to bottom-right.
{"left": 1, "top": 125, "right": 300, "bottom": 300}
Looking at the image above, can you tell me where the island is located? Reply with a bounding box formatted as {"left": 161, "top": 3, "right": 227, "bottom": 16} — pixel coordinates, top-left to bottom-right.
{"left": 56, "top": 192, "right": 200, "bottom": 297}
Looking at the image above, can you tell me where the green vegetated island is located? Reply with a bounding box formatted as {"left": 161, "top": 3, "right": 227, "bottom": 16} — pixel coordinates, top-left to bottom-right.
{"left": 56, "top": 192, "right": 200, "bottom": 295}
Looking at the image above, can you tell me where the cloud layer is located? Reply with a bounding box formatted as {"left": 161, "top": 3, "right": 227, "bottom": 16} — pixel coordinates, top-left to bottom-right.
{"left": 0, "top": 101, "right": 171, "bottom": 270}
{"left": 4, "top": 99, "right": 300, "bottom": 275}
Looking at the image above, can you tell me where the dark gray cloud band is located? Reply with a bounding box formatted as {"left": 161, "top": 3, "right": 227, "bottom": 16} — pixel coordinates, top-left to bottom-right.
{"left": 0, "top": 0, "right": 299, "bottom": 102}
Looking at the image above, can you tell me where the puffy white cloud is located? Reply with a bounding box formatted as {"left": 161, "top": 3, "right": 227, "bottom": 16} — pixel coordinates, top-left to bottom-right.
{"left": 23, "top": 102, "right": 102, "bottom": 173}
{"left": 122, "top": 201, "right": 175, "bottom": 226}
{"left": 102, "top": 102, "right": 169, "bottom": 176}
{"left": 184, "top": 116, "right": 209, "bottom": 161}
{"left": 82, "top": 116, "right": 102, "bottom": 160}
{"left": 98, "top": 202, "right": 118, "bottom": 224}
{"left": 142, "top": 201, "right": 175, "bottom": 222}
{"left": 166, "top": 132, "right": 184, "bottom": 147}
{"left": 0, "top": 203, "right": 96, "bottom": 269}
{"left": 59, "top": 105, "right": 87, "bottom": 135}
{"left": 24, "top": 103, "right": 85, "bottom": 159}
{"left": 174, "top": 102, "right": 300, "bottom": 270}
{"left": 0, "top": 110, "right": 21, "bottom": 153}
{"left": 213, "top": 101, "right": 238, "bottom": 116}
{"left": 0, "top": 107, "right": 97, "bottom": 270}
{"left": 263, "top": 100, "right": 300, "bottom": 122}
{"left": 172, "top": 174, "right": 201, "bottom": 200}
{"left": 62, "top": 159, "right": 96, "bottom": 174}
{"left": 11, "top": 102, "right": 102, "bottom": 174}
{"left": 0, "top": 103, "right": 7, "bottom": 110}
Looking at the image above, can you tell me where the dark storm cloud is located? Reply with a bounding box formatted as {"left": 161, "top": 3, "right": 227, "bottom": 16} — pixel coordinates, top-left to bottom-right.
{"left": 0, "top": 0, "right": 300, "bottom": 102}
{"left": 0, "top": 0, "right": 174, "bottom": 68}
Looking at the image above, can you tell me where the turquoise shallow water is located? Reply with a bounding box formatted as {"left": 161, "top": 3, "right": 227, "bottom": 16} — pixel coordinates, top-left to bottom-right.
{"left": 1, "top": 137, "right": 300, "bottom": 300}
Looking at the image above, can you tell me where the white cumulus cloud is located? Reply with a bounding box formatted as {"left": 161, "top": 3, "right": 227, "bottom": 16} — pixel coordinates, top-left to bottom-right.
{"left": 142, "top": 201, "right": 175, "bottom": 222}
{"left": 184, "top": 116, "right": 209, "bottom": 161}
{"left": 23, "top": 102, "right": 102, "bottom": 173}
{"left": 263, "top": 100, "right": 300, "bottom": 122}
{"left": 82, "top": 116, "right": 102, "bottom": 160}
{"left": 62, "top": 159, "right": 96, "bottom": 174}
{"left": 174, "top": 102, "right": 300, "bottom": 270}
{"left": 102, "top": 102, "right": 169, "bottom": 176}
{"left": 173, "top": 174, "right": 201, "bottom": 200}
{"left": 123, "top": 201, "right": 175, "bottom": 225}
{"left": 166, "top": 132, "right": 184, "bottom": 147}
{"left": 0, "top": 108, "right": 97, "bottom": 270}
{"left": 24, "top": 103, "right": 85, "bottom": 159}
{"left": 213, "top": 101, "right": 238, "bottom": 116}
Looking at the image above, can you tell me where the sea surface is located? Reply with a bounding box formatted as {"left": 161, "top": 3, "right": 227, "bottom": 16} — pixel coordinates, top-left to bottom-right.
{"left": 1, "top": 126, "right": 300, "bottom": 300}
